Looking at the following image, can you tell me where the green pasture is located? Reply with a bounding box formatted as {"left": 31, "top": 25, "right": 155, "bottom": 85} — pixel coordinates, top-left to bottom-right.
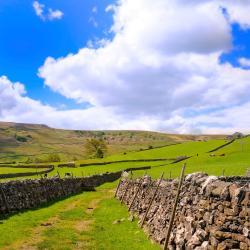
{"left": 0, "top": 182, "right": 160, "bottom": 250}
{"left": 1, "top": 137, "right": 249, "bottom": 181}
{"left": 92, "top": 139, "right": 225, "bottom": 161}
{"left": 131, "top": 137, "right": 250, "bottom": 178}
{"left": 0, "top": 137, "right": 249, "bottom": 249}
{"left": 0, "top": 167, "right": 48, "bottom": 174}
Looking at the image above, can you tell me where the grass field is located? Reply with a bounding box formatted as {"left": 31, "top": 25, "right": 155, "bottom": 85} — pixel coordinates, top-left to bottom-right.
{"left": 0, "top": 135, "right": 249, "bottom": 249}
{"left": 1, "top": 137, "right": 249, "bottom": 181}
{"left": 0, "top": 182, "right": 160, "bottom": 250}
{"left": 0, "top": 121, "right": 225, "bottom": 162}
{"left": 0, "top": 167, "right": 48, "bottom": 174}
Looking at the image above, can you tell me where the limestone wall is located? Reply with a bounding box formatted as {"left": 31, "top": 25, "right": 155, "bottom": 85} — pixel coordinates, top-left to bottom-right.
{"left": 117, "top": 173, "right": 250, "bottom": 249}
{"left": 0, "top": 171, "right": 121, "bottom": 214}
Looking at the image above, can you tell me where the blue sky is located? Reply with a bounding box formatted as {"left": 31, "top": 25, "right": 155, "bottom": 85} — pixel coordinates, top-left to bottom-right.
{"left": 220, "top": 24, "right": 250, "bottom": 67}
{"left": 0, "top": 0, "right": 113, "bottom": 109}
{"left": 1, "top": 0, "right": 250, "bottom": 133}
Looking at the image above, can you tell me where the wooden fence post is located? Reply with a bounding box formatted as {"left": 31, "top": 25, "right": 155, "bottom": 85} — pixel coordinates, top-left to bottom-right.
{"left": 114, "top": 173, "right": 123, "bottom": 198}
{"left": 121, "top": 180, "right": 131, "bottom": 204}
{"left": 128, "top": 176, "right": 144, "bottom": 211}
{"left": 140, "top": 172, "right": 164, "bottom": 228}
{"left": 163, "top": 163, "right": 186, "bottom": 250}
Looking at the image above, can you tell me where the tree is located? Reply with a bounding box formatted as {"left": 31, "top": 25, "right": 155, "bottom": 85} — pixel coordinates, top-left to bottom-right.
{"left": 84, "top": 138, "right": 107, "bottom": 158}
{"left": 47, "top": 153, "right": 61, "bottom": 162}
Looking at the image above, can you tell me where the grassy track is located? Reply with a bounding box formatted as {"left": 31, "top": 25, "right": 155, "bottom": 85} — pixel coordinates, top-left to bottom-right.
{"left": 0, "top": 182, "right": 160, "bottom": 250}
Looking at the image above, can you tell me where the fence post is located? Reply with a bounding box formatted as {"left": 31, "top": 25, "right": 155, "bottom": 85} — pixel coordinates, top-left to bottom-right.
{"left": 121, "top": 180, "right": 131, "bottom": 204}
{"left": 128, "top": 175, "right": 144, "bottom": 211}
{"left": 114, "top": 172, "right": 123, "bottom": 198}
{"left": 140, "top": 172, "right": 164, "bottom": 228}
{"left": 163, "top": 163, "right": 186, "bottom": 250}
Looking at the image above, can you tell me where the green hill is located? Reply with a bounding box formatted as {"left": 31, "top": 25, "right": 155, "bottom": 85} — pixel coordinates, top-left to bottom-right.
{"left": 0, "top": 121, "right": 225, "bottom": 163}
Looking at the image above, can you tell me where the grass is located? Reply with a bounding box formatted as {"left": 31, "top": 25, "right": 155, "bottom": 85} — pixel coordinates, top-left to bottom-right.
{"left": 1, "top": 137, "right": 249, "bottom": 180}
{"left": 0, "top": 137, "right": 249, "bottom": 249}
{"left": 131, "top": 137, "right": 250, "bottom": 178}
{"left": 0, "top": 167, "right": 48, "bottom": 174}
{"left": 87, "top": 197, "right": 159, "bottom": 250}
{"left": 0, "top": 182, "right": 160, "bottom": 250}
{"left": 2, "top": 121, "right": 217, "bottom": 163}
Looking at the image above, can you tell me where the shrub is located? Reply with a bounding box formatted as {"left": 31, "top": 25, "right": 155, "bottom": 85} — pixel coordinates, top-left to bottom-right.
{"left": 47, "top": 153, "right": 61, "bottom": 162}
{"left": 84, "top": 138, "right": 107, "bottom": 159}
{"left": 15, "top": 135, "right": 28, "bottom": 142}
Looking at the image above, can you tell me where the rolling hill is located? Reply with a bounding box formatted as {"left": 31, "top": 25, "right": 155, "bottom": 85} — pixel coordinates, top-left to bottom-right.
{"left": 0, "top": 121, "right": 225, "bottom": 163}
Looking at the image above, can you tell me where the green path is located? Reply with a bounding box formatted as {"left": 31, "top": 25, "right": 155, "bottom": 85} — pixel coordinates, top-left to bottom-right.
{"left": 0, "top": 182, "right": 160, "bottom": 250}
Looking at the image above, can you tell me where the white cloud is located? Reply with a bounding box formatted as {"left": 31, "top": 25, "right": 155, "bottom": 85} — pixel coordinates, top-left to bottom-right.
{"left": 89, "top": 6, "right": 98, "bottom": 27}
{"left": 39, "top": 1, "right": 250, "bottom": 114}
{"left": 89, "top": 17, "right": 98, "bottom": 28}
{"left": 33, "top": 1, "right": 45, "bottom": 19}
{"left": 48, "top": 8, "right": 64, "bottom": 20}
{"left": 238, "top": 57, "right": 250, "bottom": 68}
{"left": 92, "top": 6, "right": 98, "bottom": 13}
{"left": 220, "top": 0, "right": 250, "bottom": 29}
{"left": 1, "top": 75, "right": 250, "bottom": 134}
{"left": 3, "top": 0, "right": 250, "bottom": 134}
{"left": 32, "top": 1, "right": 63, "bottom": 21}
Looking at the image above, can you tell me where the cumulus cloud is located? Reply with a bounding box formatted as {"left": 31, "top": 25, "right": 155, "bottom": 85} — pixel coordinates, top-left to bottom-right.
{"left": 38, "top": 0, "right": 250, "bottom": 130}
{"left": 238, "top": 57, "right": 250, "bottom": 68}
{"left": 33, "top": 1, "right": 63, "bottom": 21}
{"left": 1, "top": 75, "right": 250, "bottom": 134}
{"left": 221, "top": 0, "right": 250, "bottom": 29}
{"left": 3, "top": 0, "right": 250, "bottom": 133}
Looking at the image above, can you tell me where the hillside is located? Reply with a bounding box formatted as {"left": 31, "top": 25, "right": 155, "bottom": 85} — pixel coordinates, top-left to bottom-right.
{"left": 0, "top": 121, "right": 225, "bottom": 163}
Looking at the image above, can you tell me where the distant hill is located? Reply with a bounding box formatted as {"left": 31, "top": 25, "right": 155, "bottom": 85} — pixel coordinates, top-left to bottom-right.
{"left": 0, "top": 121, "right": 225, "bottom": 162}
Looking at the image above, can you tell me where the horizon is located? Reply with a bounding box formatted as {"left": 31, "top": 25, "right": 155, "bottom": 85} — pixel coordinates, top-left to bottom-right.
{"left": 0, "top": 120, "right": 242, "bottom": 136}
{"left": 1, "top": 1, "right": 250, "bottom": 134}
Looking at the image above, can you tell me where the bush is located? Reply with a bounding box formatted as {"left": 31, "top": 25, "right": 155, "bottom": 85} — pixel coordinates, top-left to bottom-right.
{"left": 84, "top": 138, "right": 107, "bottom": 159}
{"left": 47, "top": 154, "right": 61, "bottom": 162}
{"left": 15, "top": 135, "right": 28, "bottom": 142}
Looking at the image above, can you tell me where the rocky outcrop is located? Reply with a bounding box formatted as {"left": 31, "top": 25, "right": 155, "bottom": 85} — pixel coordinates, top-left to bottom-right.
{"left": 117, "top": 173, "right": 250, "bottom": 249}
{"left": 0, "top": 171, "right": 122, "bottom": 214}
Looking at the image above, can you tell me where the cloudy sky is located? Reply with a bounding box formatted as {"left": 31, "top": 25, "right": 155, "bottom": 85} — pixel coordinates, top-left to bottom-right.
{"left": 1, "top": 0, "right": 250, "bottom": 134}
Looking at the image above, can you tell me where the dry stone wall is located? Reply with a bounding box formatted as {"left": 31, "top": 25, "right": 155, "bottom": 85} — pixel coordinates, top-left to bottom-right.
{"left": 0, "top": 166, "right": 54, "bottom": 179}
{"left": 0, "top": 171, "right": 122, "bottom": 214}
{"left": 117, "top": 173, "right": 250, "bottom": 249}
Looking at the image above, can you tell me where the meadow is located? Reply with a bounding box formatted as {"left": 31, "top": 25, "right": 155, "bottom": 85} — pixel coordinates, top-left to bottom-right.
{"left": 1, "top": 137, "right": 249, "bottom": 180}
{"left": 2, "top": 121, "right": 217, "bottom": 163}
{"left": 0, "top": 135, "right": 249, "bottom": 249}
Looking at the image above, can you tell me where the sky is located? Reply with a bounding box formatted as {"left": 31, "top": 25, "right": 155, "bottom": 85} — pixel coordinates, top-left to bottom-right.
{"left": 1, "top": 0, "right": 250, "bottom": 134}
